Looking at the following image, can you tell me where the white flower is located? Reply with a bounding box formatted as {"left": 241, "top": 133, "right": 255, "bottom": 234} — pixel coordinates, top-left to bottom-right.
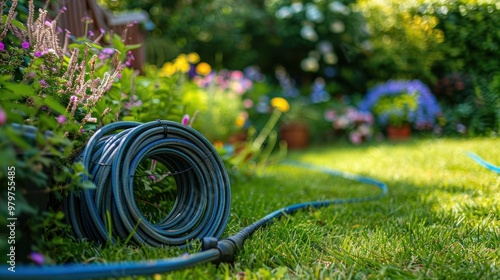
{"left": 276, "top": 6, "right": 292, "bottom": 19}
{"left": 300, "top": 25, "right": 318, "bottom": 41}
{"left": 301, "top": 57, "right": 319, "bottom": 72}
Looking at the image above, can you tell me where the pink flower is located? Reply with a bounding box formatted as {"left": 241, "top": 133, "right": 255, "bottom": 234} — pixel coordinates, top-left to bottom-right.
{"left": 88, "top": 30, "right": 94, "bottom": 37}
{"left": 21, "top": 41, "right": 30, "bottom": 49}
{"left": 56, "top": 115, "right": 66, "bottom": 124}
{"left": 44, "top": 21, "right": 52, "bottom": 27}
{"left": 181, "top": 114, "right": 190, "bottom": 125}
{"left": 324, "top": 109, "right": 336, "bottom": 121}
{"left": 349, "top": 132, "right": 362, "bottom": 144}
{"left": 0, "top": 42, "right": 5, "bottom": 51}
{"left": 230, "top": 70, "right": 244, "bottom": 80}
{"left": 243, "top": 99, "right": 254, "bottom": 109}
{"left": 0, "top": 108, "right": 6, "bottom": 125}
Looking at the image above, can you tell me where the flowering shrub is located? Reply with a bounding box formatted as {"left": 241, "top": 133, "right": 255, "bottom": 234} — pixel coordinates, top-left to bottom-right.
{"left": 359, "top": 80, "right": 442, "bottom": 130}
{"left": 190, "top": 67, "right": 254, "bottom": 143}
{"left": 0, "top": 1, "right": 139, "bottom": 261}
{"left": 324, "top": 105, "right": 374, "bottom": 144}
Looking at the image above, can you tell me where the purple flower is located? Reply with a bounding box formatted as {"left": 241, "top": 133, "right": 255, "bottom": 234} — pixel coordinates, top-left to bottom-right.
{"left": 44, "top": 20, "right": 52, "bottom": 27}
{"left": 29, "top": 252, "right": 45, "bottom": 265}
{"left": 21, "top": 41, "right": 30, "bottom": 49}
{"left": 181, "top": 114, "right": 190, "bottom": 125}
{"left": 0, "top": 42, "right": 5, "bottom": 51}
{"left": 39, "top": 79, "right": 49, "bottom": 88}
{"left": 35, "top": 51, "right": 43, "bottom": 57}
{"left": 359, "top": 79, "right": 441, "bottom": 128}
{"left": 102, "top": 48, "right": 115, "bottom": 55}
{"left": 88, "top": 30, "right": 94, "bottom": 37}
{"left": 148, "top": 175, "right": 156, "bottom": 181}
{"left": 56, "top": 115, "right": 66, "bottom": 124}
{"left": 0, "top": 108, "right": 6, "bottom": 125}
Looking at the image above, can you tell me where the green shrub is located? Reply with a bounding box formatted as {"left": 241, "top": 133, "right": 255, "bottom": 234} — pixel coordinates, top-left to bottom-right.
{"left": 356, "top": 0, "right": 445, "bottom": 85}
{"left": 422, "top": 0, "right": 500, "bottom": 77}
{"left": 438, "top": 73, "right": 500, "bottom": 136}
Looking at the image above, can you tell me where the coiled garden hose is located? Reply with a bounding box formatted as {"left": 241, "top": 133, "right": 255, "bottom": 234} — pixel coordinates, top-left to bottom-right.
{"left": 64, "top": 120, "right": 231, "bottom": 247}
{"left": 2, "top": 121, "right": 496, "bottom": 279}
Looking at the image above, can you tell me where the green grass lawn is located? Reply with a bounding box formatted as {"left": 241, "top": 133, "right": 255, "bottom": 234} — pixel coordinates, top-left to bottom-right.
{"left": 43, "top": 137, "right": 499, "bottom": 279}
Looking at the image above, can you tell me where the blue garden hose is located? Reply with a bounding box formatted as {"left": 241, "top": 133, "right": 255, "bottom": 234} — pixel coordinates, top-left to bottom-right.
{"left": 2, "top": 119, "right": 390, "bottom": 279}
{"left": 466, "top": 151, "right": 500, "bottom": 174}
{"left": 64, "top": 120, "right": 231, "bottom": 247}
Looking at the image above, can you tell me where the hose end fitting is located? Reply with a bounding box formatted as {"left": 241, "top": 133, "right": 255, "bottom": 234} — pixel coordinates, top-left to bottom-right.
{"left": 201, "top": 237, "right": 239, "bottom": 263}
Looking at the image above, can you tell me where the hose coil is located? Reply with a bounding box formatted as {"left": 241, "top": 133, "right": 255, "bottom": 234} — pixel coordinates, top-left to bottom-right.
{"left": 64, "top": 120, "right": 231, "bottom": 246}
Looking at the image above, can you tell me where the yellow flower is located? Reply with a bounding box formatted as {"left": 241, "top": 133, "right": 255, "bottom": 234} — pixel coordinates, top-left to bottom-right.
{"left": 187, "top": 52, "right": 200, "bottom": 64}
{"left": 159, "top": 62, "right": 176, "bottom": 77}
{"left": 270, "top": 97, "right": 290, "bottom": 112}
{"left": 174, "top": 54, "right": 190, "bottom": 73}
{"left": 195, "top": 62, "right": 212, "bottom": 76}
{"left": 235, "top": 114, "right": 246, "bottom": 128}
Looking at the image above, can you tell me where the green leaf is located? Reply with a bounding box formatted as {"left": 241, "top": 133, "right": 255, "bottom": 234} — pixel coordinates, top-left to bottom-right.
{"left": 112, "top": 34, "right": 126, "bottom": 54}
{"left": 1, "top": 15, "right": 27, "bottom": 31}
{"left": 124, "top": 43, "right": 142, "bottom": 52}
{"left": 1, "top": 82, "right": 34, "bottom": 100}
{"left": 38, "top": 95, "right": 67, "bottom": 115}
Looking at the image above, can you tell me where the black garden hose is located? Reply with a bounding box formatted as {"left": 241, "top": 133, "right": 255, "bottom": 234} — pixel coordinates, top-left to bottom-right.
{"left": 65, "top": 120, "right": 232, "bottom": 247}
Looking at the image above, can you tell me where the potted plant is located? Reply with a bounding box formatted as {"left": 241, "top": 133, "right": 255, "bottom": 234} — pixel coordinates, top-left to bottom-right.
{"left": 279, "top": 99, "right": 320, "bottom": 149}
{"left": 358, "top": 79, "right": 442, "bottom": 140}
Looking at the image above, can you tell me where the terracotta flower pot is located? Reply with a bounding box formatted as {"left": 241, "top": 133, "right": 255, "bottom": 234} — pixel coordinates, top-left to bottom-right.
{"left": 280, "top": 122, "right": 310, "bottom": 149}
{"left": 386, "top": 125, "right": 412, "bottom": 140}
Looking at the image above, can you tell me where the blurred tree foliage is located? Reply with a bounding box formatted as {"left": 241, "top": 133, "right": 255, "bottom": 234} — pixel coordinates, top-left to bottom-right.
{"left": 99, "top": 0, "right": 370, "bottom": 93}
{"left": 96, "top": 0, "right": 499, "bottom": 95}
{"left": 422, "top": 0, "right": 500, "bottom": 78}
{"left": 356, "top": 0, "right": 445, "bottom": 86}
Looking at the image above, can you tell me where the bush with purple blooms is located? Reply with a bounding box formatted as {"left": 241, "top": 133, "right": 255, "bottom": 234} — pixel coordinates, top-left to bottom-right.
{"left": 358, "top": 80, "right": 442, "bottom": 130}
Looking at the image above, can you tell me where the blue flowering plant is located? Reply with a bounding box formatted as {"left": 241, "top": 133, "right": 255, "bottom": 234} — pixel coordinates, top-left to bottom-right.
{"left": 358, "top": 80, "right": 442, "bottom": 130}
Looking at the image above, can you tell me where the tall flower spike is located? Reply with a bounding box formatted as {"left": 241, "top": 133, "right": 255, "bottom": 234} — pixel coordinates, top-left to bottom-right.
{"left": 1, "top": 0, "right": 18, "bottom": 39}
{"left": 27, "top": 0, "right": 34, "bottom": 44}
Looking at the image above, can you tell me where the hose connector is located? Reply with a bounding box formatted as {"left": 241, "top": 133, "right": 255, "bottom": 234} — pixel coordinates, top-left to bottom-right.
{"left": 202, "top": 236, "right": 242, "bottom": 263}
